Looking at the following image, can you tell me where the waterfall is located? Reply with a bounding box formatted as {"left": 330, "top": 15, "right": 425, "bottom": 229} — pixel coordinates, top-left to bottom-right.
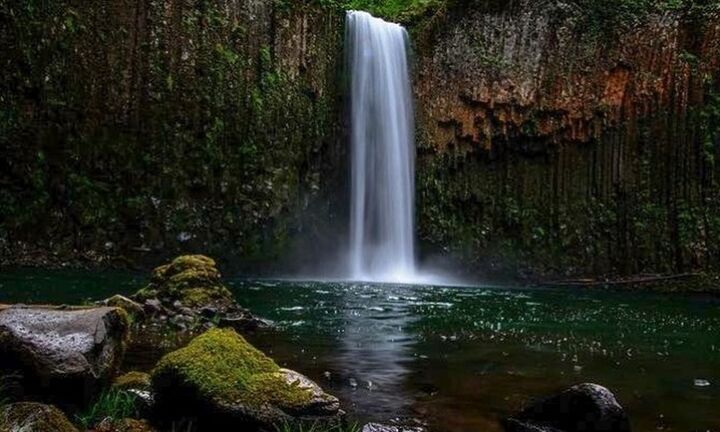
{"left": 346, "top": 11, "right": 417, "bottom": 283}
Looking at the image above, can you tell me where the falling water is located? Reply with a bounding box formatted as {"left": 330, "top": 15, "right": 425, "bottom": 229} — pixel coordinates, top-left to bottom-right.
{"left": 346, "top": 11, "right": 416, "bottom": 283}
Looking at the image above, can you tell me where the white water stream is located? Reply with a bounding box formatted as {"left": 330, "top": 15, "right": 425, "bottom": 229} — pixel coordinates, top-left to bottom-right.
{"left": 346, "top": 11, "right": 417, "bottom": 283}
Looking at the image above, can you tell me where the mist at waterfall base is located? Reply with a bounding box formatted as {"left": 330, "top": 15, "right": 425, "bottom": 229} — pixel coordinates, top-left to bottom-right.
{"left": 342, "top": 10, "right": 455, "bottom": 285}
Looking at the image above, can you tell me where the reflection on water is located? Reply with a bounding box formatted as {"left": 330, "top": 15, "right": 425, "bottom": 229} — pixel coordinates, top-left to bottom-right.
{"left": 1, "top": 271, "right": 719, "bottom": 431}
{"left": 233, "top": 280, "right": 720, "bottom": 432}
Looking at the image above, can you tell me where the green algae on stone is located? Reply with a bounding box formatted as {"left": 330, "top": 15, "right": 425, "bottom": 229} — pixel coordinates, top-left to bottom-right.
{"left": 133, "top": 255, "right": 233, "bottom": 307}
{"left": 152, "top": 328, "right": 312, "bottom": 408}
{"left": 0, "top": 402, "right": 78, "bottom": 432}
{"left": 113, "top": 372, "right": 151, "bottom": 392}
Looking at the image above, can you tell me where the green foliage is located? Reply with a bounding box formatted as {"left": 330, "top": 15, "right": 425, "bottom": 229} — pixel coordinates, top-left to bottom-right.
{"left": 699, "top": 86, "right": 720, "bottom": 168}
{"left": 275, "top": 420, "right": 361, "bottom": 432}
{"left": 344, "top": 0, "right": 440, "bottom": 21}
{"left": 574, "top": 0, "right": 720, "bottom": 39}
{"left": 75, "top": 389, "right": 138, "bottom": 429}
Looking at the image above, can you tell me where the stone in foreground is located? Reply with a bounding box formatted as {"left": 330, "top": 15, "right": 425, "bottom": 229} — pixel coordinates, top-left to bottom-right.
{"left": 0, "top": 306, "right": 129, "bottom": 406}
{"left": 0, "top": 402, "right": 78, "bottom": 432}
{"left": 151, "top": 328, "right": 340, "bottom": 429}
{"left": 503, "top": 383, "right": 631, "bottom": 432}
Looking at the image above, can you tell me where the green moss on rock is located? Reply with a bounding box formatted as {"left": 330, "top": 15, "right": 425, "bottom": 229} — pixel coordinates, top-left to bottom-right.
{"left": 152, "top": 328, "right": 312, "bottom": 408}
{"left": 133, "top": 255, "right": 233, "bottom": 308}
{"left": 113, "top": 372, "right": 152, "bottom": 391}
{"left": 0, "top": 402, "right": 78, "bottom": 432}
{"left": 95, "top": 418, "right": 157, "bottom": 432}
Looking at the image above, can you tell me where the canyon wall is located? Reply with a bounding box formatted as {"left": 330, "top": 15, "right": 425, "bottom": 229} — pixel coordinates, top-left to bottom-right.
{"left": 413, "top": 0, "right": 720, "bottom": 278}
{"left": 0, "top": 0, "right": 345, "bottom": 269}
{"left": 2, "top": 0, "right": 719, "bottom": 279}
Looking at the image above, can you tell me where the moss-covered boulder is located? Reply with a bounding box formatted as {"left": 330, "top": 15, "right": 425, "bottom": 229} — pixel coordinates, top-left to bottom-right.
{"left": 94, "top": 418, "right": 158, "bottom": 432}
{"left": 113, "top": 372, "right": 152, "bottom": 392}
{"left": 0, "top": 402, "right": 78, "bottom": 432}
{"left": 151, "top": 328, "right": 340, "bottom": 429}
{"left": 134, "top": 255, "right": 231, "bottom": 307}
{"left": 131, "top": 255, "right": 266, "bottom": 333}
{"left": 0, "top": 306, "right": 129, "bottom": 407}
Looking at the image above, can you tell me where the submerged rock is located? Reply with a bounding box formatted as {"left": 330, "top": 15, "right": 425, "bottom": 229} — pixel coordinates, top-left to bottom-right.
{"left": 0, "top": 306, "right": 129, "bottom": 406}
{"left": 503, "top": 383, "right": 631, "bottom": 432}
{"left": 0, "top": 402, "right": 78, "bottom": 432}
{"left": 130, "top": 255, "right": 266, "bottom": 332}
{"left": 151, "top": 328, "right": 341, "bottom": 429}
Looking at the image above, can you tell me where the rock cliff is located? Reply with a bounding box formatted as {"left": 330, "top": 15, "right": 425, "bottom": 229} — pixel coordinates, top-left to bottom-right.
{"left": 413, "top": 0, "right": 720, "bottom": 277}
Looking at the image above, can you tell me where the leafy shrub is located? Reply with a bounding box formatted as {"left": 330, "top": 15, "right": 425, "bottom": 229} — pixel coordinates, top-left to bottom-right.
{"left": 75, "top": 389, "right": 138, "bottom": 429}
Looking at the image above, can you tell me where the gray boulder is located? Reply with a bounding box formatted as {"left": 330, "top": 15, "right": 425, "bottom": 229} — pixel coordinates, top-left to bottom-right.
{"left": 503, "top": 383, "right": 631, "bottom": 432}
{"left": 0, "top": 306, "right": 129, "bottom": 406}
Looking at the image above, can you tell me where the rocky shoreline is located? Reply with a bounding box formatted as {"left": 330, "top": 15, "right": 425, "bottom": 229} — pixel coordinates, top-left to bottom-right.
{"left": 0, "top": 255, "right": 634, "bottom": 432}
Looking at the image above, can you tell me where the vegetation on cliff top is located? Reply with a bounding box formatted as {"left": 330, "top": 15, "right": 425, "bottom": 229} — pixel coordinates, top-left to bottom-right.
{"left": 344, "top": 0, "right": 719, "bottom": 24}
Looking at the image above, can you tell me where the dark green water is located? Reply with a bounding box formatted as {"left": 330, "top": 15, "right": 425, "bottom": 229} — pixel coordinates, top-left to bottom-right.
{"left": 1, "top": 270, "right": 719, "bottom": 431}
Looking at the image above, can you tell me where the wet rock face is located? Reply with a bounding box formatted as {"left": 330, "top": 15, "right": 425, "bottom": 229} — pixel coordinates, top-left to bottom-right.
{"left": 412, "top": 0, "right": 720, "bottom": 277}
{"left": 0, "top": 0, "right": 345, "bottom": 271}
{"left": 415, "top": 1, "right": 719, "bottom": 152}
{"left": 0, "top": 306, "right": 128, "bottom": 406}
{"left": 0, "top": 402, "right": 79, "bottom": 432}
{"left": 503, "top": 383, "right": 631, "bottom": 432}
{"left": 151, "top": 328, "right": 341, "bottom": 429}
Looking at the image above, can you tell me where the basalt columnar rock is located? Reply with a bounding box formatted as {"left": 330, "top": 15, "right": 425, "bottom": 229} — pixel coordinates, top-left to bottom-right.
{"left": 151, "top": 328, "right": 341, "bottom": 429}
{"left": 129, "top": 255, "right": 267, "bottom": 332}
{"left": 413, "top": 0, "right": 720, "bottom": 278}
{"left": 0, "top": 306, "right": 129, "bottom": 406}
{"left": 503, "top": 383, "right": 631, "bottom": 432}
{"left": 0, "top": 402, "right": 79, "bottom": 432}
{"left": 0, "top": 0, "right": 345, "bottom": 272}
